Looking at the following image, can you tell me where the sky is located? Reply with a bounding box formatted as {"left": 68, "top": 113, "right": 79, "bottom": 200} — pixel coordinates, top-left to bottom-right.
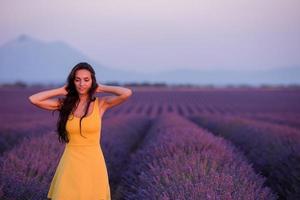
{"left": 1, "top": 0, "right": 300, "bottom": 73}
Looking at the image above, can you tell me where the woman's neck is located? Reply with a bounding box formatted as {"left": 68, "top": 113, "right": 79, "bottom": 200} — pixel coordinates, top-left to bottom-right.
{"left": 78, "top": 94, "right": 89, "bottom": 103}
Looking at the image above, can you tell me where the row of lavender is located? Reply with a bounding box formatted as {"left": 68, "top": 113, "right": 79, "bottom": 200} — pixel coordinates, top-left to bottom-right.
{"left": 115, "top": 113, "right": 276, "bottom": 199}
{"left": 105, "top": 101, "right": 300, "bottom": 133}
{"left": 104, "top": 88, "right": 300, "bottom": 118}
{"left": 0, "top": 88, "right": 56, "bottom": 154}
{"left": 0, "top": 113, "right": 57, "bottom": 156}
{"left": 0, "top": 114, "right": 150, "bottom": 200}
{"left": 110, "top": 104, "right": 300, "bottom": 143}
{"left": 189, "top": 113, "right": 300, "bottom": 199}
{"left": 241, "top": 112, "right": 300, "bottom": 130}
{"left": 106, "top": 102, "right": 300, "bottom": 120}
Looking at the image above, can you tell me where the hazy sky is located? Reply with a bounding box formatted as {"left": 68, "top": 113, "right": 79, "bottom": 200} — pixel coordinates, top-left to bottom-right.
{"left": 1, "top": 0, "right": 300, "bottom": 72}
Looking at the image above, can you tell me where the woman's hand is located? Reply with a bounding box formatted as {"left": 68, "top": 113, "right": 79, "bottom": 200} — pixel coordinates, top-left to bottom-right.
{"left": 96, "top": 83, "right": 106, "bottom": 93}
{"left": 60, "top": 84, "right": 68, "bottom": 95}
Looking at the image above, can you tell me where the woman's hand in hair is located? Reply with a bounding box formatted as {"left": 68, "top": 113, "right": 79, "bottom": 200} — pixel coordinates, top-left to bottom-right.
{"left": 96, "top": 83, "right": 106, "bottom": 93}
{"left": 60, "top": 84, "right": 68, "bottom": 95}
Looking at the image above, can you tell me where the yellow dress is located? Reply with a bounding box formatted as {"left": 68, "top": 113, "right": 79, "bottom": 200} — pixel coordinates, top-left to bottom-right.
{"left": 47, "top": 97, "right": 111, "bottom": 200}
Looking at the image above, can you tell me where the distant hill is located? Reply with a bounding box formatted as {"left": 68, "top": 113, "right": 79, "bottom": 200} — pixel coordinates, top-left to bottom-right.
{"left": 0, "top": 34, "right": 299, "bottom": 86}
{"left": 0, "top": 34, "right": 138, "bottom": 84}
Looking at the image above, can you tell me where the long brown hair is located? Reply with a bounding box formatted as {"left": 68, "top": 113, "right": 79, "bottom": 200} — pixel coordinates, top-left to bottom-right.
{"left": 52, "top": 62, "right": 98, "bottom": 144}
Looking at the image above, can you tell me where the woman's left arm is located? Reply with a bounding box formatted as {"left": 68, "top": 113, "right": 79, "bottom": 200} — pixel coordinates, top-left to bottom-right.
{"left": 96, "top": 83, "right": 133, "bottom": 109}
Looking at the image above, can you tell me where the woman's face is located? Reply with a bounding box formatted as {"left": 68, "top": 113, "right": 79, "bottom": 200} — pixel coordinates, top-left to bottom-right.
{"left": 74, "top": 69, "right": 92, "bottom": 95}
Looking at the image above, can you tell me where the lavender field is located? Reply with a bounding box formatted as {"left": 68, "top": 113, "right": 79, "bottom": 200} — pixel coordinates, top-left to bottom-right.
{"left": 0, "top": 86, "right": 299, "bottom": 200}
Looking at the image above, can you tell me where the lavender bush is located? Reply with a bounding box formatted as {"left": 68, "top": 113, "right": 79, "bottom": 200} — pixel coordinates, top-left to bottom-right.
{"left": 116, "top": 113, "right": 276, "bottom": 199}
{"left": 100, "top": 114, "right": 151, "bottom": 197}
{"left": 240, "top": 112, "right": 300, "bottom": 130}
{"left": 190, "top": 113, "right": 300, "bottom": 199}
{"left": 0, "top": 114, "right": 55, "bottom": 155}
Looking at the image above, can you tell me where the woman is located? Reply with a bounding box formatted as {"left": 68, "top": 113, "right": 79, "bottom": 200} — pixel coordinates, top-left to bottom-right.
{"left": 28, "top": 62, "right": 132, "bottom": 200}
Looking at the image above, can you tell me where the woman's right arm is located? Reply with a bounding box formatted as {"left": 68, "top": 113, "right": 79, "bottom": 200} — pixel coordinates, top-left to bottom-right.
{"left": 28, "top": 85, "right": 68, "bottom": 111}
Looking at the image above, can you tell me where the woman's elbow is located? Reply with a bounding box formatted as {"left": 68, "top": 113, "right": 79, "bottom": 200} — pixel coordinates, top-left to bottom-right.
{"left": 121, "top": 90, "right": 132, "bottom": 99}
{"left": 28, "top": 96, "right": 37, "bottom": 104}
{"left": 125, "top": 89, "right": 133, "bottom": 97}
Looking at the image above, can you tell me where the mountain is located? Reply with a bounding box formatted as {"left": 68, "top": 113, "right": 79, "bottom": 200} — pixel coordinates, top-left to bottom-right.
{"left": 0, "top": 34, "right": 138, "bottom": 84}
{"left": 0, "top": 34, "right": 299, "bottom": 86}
